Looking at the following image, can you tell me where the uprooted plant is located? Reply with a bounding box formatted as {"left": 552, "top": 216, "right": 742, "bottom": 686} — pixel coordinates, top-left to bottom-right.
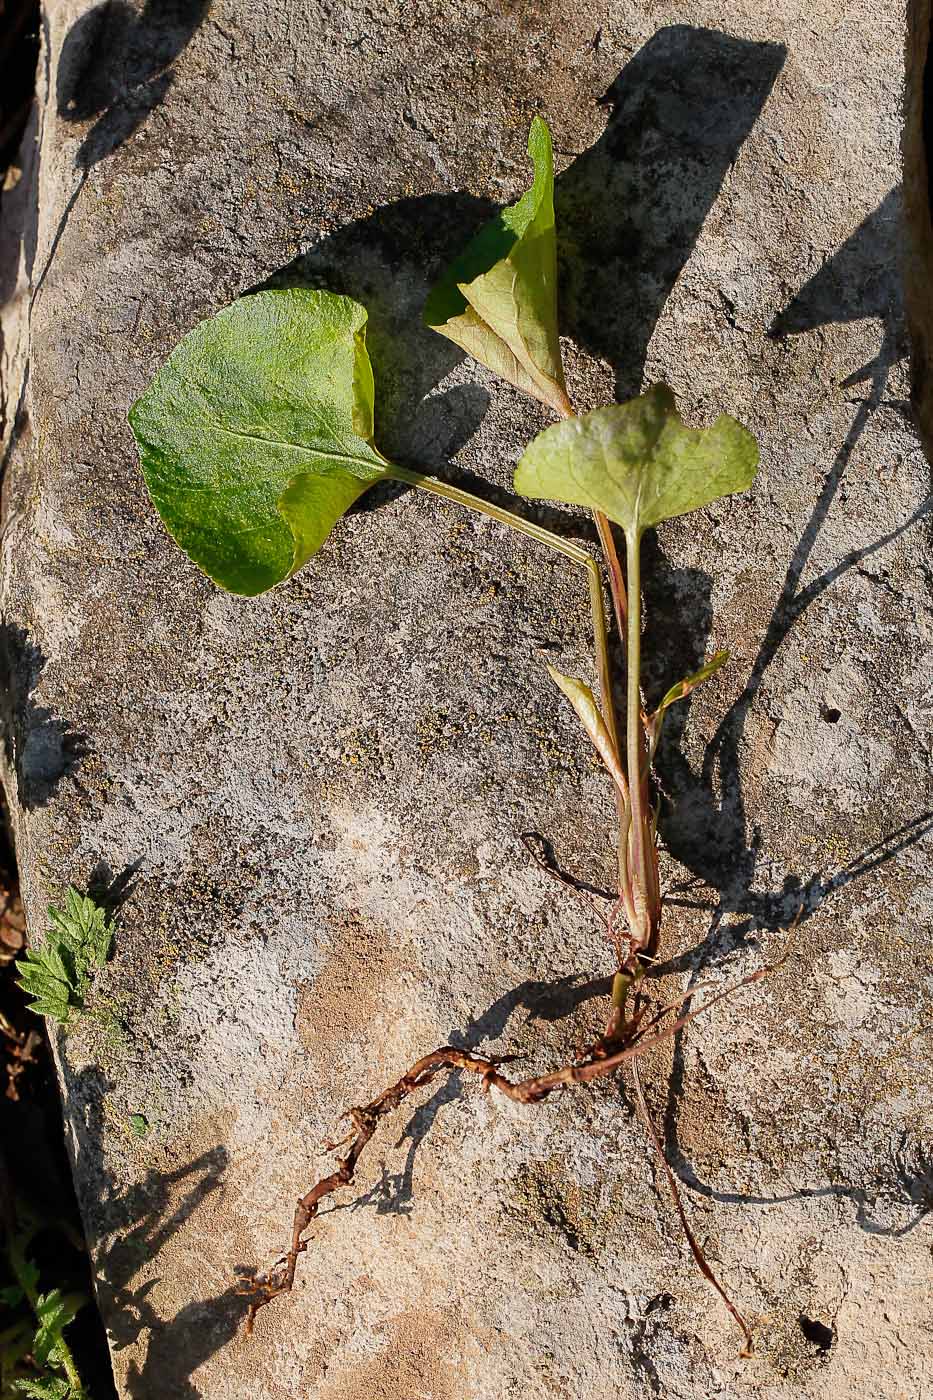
{"left": 129, "top": 117, "right": 785, "bottom": 1351}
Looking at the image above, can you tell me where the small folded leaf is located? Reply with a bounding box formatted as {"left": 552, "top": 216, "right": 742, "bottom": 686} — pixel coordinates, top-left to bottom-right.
{"left": 546, "top": 665, "right": 628, "bottom": 798}
{"left": 424, "top": 117, "right": 570, "bottom": 415}
{"left": 129, "top": 289, "right": 392, "bottom": 596}
{"left": 649, "top": 651, "right": 729, "bottom": 755}
{"left": 515, "top": 384, "right": 758, "bottom": 537}
{"left": 654, "top": 651, "right": 729, "bottom": 721}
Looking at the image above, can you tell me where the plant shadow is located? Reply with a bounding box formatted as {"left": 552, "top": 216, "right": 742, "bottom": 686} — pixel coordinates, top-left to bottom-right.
{"left": 0, "top": 623, "right": 89, "bottom": 810}
{"left": 57, "top": 0, "right": 209, "bottom": 174}
{"left": 87, "top": 859, "right": 144, "bottom": 917}
{"left": 556, "top": 26, "right": 785, "bottom": 400}
{"left": 650, "top": 267, "right": 924, "bottom": 949}
{"left": 64, "top": 1062, "right": 247, "bottom": 1400}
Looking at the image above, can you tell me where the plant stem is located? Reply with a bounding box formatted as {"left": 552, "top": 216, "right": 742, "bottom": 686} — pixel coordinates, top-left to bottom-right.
{"left": 56, "top": 1334, "right": 84, "bottom": 1392}
{"left": 388, "top": 464, "right": 617, "bottom": 759}
{"left": 554, "top": 406, "right": 623, "bottom": 757}
{"left": 624, "top": 528, "right": 653, "bottom": 952}
{"left": 592, "top": 510, "right": 627, "bottom": 827}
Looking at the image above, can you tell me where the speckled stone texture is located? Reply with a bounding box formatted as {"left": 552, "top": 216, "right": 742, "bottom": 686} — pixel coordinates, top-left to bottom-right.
{"left": 1, "top": 2, "right": 931, "bottom": 1397}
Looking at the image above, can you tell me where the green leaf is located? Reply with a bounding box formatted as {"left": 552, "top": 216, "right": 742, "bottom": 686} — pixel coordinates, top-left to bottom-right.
{"left": 128, "top": 1113, "right": 149, "bottom": 1138}
{"left": 56, "top": 890, "right": 113, "bottom": 970}
{"left": 129, "top": 289, "right": 393, "bottom": 596}
{"left": 32, "top": 1291, "right": 84, "bottom": 1367}
{"left": 648, "top": 650, "right": 730, "bottom": 756}
{"left": 16, "top": 889, "right": 115, "bottom": 1027}
{"left": 12, "top": 1378, "right": 71, "bottom": 1399}
{"left": 424, "top": 117, "right": 570, "bottom": 415}
{"left": 654, "top": 651, "right": 730, "bottom": 722}
{"left": 27, "top": 943, "right": 70, "bottom": 989}
{"left": 515, "top": 384, "right": 759, "bottom": 537}
{"left": 546, "top": 666, "right": 628, "bottom": 798}
{"left": 14, "top": 956, "right": 67, "bottom": 994}
{"left": 15, "top": 952, "right": 73, "bottom": 1026}
{"left": 21, "top": 997, "right": 71, "bottom": 1025}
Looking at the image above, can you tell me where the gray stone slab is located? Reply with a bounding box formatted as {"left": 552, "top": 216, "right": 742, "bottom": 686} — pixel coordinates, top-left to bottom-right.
{"left": 1, "top": 2, "right": 931, "bottom": 1397}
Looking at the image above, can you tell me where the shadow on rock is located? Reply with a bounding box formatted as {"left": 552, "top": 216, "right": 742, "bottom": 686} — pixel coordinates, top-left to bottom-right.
{"left": 26, "top": 1, "right": 209, "bottom": 306}
{"left": 122, "top": 1283, "right": 246, "bottom": 1400}
{"left": 58, "top": 1051, "right": 247, "bottom": 1398}
{"left": 254, "top": 192, "right": 497, "bottom": 479}
{"left": 86, "top": 858, "right": 144, "bottom": 917}
{"left": 557, "top": 26, "right": 785, "bottom": 398}
{"left": 343, "top": 966, "right": 617, "bottom": 1220}
{"left": 251, "top": 27, "right": 786, "bottom": 556}
{"left": 57, "top": 0, "right": 209, "bottom": 173}
{"left": 770, "top": 186, "right": 902, "bottom": 339}
{"left": 75, "top": 1108, "right": 245, "bottom": 1397}
{"left": 251, "top": 189, "right": 606, "bottom": 548}
{"left": 0, "top": 623, "right": 88, "bottom": 809}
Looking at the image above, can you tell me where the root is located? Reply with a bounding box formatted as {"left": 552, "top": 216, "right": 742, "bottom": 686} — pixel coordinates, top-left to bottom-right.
{"left": 243, "top": 936, "right": 794, "bottom": 1339}
{"left": 631, "top": 1059, "right": 755, "bottom": 1356}
{"left": 243, "top": 1046, "right": 514, "bottom": 1331}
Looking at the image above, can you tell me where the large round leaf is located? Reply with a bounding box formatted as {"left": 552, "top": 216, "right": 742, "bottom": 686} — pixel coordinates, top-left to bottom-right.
{"left": 129, "top": 289, "right": 391, "bottom": 595}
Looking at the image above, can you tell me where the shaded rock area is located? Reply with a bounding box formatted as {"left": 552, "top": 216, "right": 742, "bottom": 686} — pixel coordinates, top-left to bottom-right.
{"left": 1, "top": 2, "right": 931, "bottom": 1397}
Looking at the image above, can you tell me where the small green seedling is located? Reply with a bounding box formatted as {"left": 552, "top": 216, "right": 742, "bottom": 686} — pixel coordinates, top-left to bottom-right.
{"left": 15, "top": 890, "right": 113, "bottom": 1029}
{"left": 131, "top": 117, "right": 776, "bottom": 1350}
{"left": 1, "top": 1204, "right": 90, "bottom": 1399}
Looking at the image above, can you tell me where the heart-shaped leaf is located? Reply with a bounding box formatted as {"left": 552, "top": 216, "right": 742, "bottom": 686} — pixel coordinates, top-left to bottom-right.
{"left": 424, "top": 116, "right": 570, "bottom": 415}
{"left": 514, "top": 384, "right": 758, "bottom": 537}
{"left": 129, "top": 289, "right": 392, "bottom": 596}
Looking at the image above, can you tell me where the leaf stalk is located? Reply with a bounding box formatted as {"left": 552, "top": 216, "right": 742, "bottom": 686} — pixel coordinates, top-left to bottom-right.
{"left": 387, "top": 464, "right": 615, "bottom": 758}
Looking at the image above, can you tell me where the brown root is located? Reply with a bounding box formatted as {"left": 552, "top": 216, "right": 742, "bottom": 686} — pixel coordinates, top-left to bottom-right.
{"left": 631, "top": 1058, "right": 755, "bottom": 1356}
{"left": 243, "top": 934, "right": 795, "bottom": 1339}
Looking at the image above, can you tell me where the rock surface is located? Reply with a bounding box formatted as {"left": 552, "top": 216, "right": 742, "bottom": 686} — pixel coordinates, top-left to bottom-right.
{"left": 1, "top": 2, "right": 931, "bottom": 1397}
